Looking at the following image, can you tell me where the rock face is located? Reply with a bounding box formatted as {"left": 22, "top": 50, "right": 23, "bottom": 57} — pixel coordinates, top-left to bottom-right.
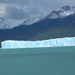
{"left": 0, "top": 42, "right": 1, "bottom": 48}
{"left": 2, "top": 37, "right": 75, "bottom": 48}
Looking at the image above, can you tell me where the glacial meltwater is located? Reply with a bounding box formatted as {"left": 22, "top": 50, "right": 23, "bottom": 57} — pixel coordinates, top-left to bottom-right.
{"left": 0, "top": 46, "right": 75, "bottom": 75}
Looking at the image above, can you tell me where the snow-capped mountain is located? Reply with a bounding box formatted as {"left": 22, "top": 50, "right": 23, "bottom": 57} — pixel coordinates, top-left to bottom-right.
{"left": 22, "top": 14, "right": 47, "bottom": 25}
{"left": 0, "top": 5, "right": 75, "bottom": 29}
{"left": 0, "top": 18, "right": 25, "bottom": 29}
{"left": 0, "top": 15, "right": 47, "bottom": 29}
{"left": 46, "top": 6, "right": 75, "bottom": 19}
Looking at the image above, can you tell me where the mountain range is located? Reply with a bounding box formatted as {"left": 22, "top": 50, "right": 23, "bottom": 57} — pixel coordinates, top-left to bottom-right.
{"left": 0, "top": 5, "right": 75, "bottom": 42}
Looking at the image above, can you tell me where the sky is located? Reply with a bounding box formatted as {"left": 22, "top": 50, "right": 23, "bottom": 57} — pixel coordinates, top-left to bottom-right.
{"left": 0, "top": 0, "right": 75, "bottom": 19}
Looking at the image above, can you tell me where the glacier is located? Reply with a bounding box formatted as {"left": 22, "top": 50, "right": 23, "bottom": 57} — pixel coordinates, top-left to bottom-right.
{"left": 1, "top": 37, "right": 75, "bottom": 48}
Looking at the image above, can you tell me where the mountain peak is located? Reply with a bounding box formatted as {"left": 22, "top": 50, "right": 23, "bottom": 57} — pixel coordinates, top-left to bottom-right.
{"left": 46, "top": 5, "right": 75, "bottom": 19}
{"left": 61, "top": 5, "right": 71, "bottom": 11}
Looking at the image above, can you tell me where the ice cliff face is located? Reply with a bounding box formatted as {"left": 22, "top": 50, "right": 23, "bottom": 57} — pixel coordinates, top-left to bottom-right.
{"left": 2, "top": 37, "right": 75, "bottom": 48}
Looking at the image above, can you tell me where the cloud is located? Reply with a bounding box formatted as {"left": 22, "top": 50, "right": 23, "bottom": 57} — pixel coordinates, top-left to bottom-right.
{"left": 0, "top": 3, "right": 42, "bottom": 19}
{"left": 0, "top": 0, "right": 28, "bottom": 4}
{"left": 0, "top": 3, "right": 31, "bottom": 19}
{"left": 5, "top": 5, "right": 30, "bottom": 19}
{"left": 0, "top": 3, "right": 43, "bottom": 19}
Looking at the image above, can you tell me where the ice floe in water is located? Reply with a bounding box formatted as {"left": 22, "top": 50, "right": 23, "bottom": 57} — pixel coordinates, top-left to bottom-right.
{"left": 1, "top": 37, "right": 75, "bottom": 48}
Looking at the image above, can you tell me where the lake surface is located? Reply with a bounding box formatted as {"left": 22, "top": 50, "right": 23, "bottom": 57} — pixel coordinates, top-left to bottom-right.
{"left": 0, "top": 46, "right": 75, "bottom": 75}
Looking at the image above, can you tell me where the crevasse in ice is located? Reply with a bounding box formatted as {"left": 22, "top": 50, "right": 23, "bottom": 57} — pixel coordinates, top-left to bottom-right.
{"left": 1, "top": 37, "right": 75, "bottom": 48}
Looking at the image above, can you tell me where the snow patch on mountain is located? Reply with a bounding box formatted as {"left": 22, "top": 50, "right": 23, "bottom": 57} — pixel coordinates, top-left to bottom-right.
{"left": 0, "top": 14, "right": 47, "bottom": 29}
{"left": 47, "top": 6, "right": 75, "bottom": 19}
{"left": 22, "top": 14, "right": 47, "bottom": 25}
{"left": 0, "top": 18, "right": 25, "bottom": 29}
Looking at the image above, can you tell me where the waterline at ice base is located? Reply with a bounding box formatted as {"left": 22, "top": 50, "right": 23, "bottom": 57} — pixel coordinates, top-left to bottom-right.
{"left": 1, "top": 37, "right": 75, "bottom": 49}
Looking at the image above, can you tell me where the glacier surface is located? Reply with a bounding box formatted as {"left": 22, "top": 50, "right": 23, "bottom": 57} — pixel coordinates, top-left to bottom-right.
{"left": 1, "top": 37, "right": 75, "bottom": 48}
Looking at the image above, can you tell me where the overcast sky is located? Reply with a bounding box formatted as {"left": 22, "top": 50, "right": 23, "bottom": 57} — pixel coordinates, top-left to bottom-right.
{"left": 0, "top": 0, "right": 75, "bottom": 19}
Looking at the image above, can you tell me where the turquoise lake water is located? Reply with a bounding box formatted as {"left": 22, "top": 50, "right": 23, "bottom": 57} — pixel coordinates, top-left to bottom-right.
{"left": 0, "top": 46, "right": 75, "bottom": 75}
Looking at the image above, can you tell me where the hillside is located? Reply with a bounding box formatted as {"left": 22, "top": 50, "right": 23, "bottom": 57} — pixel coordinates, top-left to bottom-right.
{"left": 0, "top": 13, "right": 75, "bottom": 42}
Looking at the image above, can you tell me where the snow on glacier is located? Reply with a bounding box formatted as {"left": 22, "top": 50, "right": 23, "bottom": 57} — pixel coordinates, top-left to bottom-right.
{"left": 1, "top": 37, "right": 75, "bottom": 48}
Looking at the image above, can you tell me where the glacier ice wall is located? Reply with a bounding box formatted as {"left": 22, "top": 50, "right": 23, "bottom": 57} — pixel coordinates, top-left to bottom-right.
{"left": 1, "top": 37, "right": 75, "bottom": 48}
